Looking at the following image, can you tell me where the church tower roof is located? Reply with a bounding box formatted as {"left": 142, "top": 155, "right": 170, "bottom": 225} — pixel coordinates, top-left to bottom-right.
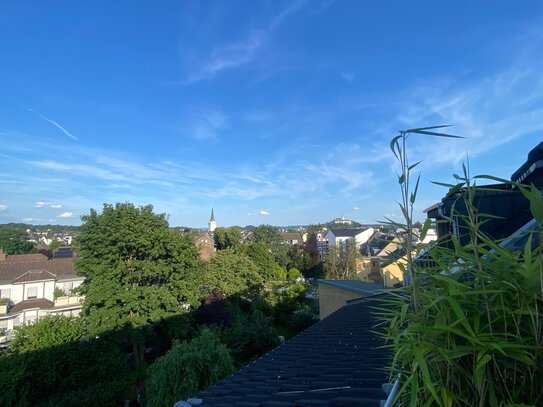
{"left": 210, "top": 207, "right": 215, "bottom": 221}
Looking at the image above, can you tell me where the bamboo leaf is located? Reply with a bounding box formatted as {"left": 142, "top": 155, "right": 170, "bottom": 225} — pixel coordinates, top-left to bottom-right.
{"left": 409, "top": 129, "right": 465, "bottom": 138}
{"left": 408, "top": 160, "right": 422, "bottom": 171}
{"left": 410, "top": 174, "right": 421, "bottom": 204}
{"left": 405, "top": 124, "right": 454, "bottom": 132}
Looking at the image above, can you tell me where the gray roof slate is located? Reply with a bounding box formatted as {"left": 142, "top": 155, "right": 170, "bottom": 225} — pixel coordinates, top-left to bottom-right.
{"left": 196, "top": 296, "right": 391, "bottom": 406}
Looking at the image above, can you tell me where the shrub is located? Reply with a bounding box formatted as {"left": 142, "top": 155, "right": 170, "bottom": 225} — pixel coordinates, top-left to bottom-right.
{"left": 145, "top": 328, "right": 234, "bottom": 407}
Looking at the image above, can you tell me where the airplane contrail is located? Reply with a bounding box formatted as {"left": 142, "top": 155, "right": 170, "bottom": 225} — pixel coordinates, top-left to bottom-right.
{"left": 25, "top": 106, "right": 78, "bottom": 141}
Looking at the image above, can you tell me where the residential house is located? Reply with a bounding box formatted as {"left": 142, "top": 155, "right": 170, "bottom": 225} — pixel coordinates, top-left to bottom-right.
{"left": 0, "top": 251, "right": 84, "bottom": 345}
{"left": 195, "top": 232, "right": 215, "bottom": 261}
{"left": 326, "top": 227, "right": 375, "bottom": 252}
{"left": 281, "top": 232, "right": 304, "bottom": 245}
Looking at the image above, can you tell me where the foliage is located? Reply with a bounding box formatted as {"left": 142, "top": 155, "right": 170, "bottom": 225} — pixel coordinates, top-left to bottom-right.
{"left": 214, "top": 226, "right": 242, "bottom": 250}
{"left": 76, "top": 203, "right": 202, "bottom": 335}
{"left": 223, "top": 309, "right": 279, "bottom": 365}
{"left": 53, "top": 286, "right": 65, "bottom": 299}
{"left": 324, "top": 240, "right": 358, "bottom": 279}
{"left": 203, "top": 248, "right": 263, "bottom": 296}
{"left": 251, "top": 224, "right": 282, "bottom": 246}
{"left": 0, "top": 226, "right": 34, "bottom": 254}
{"left": 274, "top": 263, "right": 287, "bottom": 280}
{"left": 0, "top": 315, "right": 128, "bottom": 407}
{"left": 287, "top": 267, "right": 303, "bottom": 280}
{"left": 291, "top": 309, "right": 318, "bottom": 332}
{"left": 380, "top": 128, "right": 543, "bottom": 406}
{"left": 145, "top": 328, "right": 234, "bottom": 407}
{"left": 247, "top": 242, "right": 281, "bottom": 281}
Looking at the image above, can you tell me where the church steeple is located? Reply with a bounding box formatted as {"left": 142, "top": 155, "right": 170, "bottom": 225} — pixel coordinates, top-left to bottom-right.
{"left": 208, "top": 207, "right": 217, "bottom": 232}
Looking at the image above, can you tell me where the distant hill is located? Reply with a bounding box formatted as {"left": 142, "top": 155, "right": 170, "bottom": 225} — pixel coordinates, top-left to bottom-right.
{"left": 0, "top": 223, "right": 80, "bottom": 234}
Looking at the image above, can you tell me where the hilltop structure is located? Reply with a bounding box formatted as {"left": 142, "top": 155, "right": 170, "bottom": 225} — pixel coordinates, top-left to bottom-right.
{"left": 208, "top": 207, "right": 217, "bottom": 233}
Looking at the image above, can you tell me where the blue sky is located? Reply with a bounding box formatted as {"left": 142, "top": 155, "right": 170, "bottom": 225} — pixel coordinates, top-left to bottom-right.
{"left": 1, "top": 1, "right": 542, "bottom": 227}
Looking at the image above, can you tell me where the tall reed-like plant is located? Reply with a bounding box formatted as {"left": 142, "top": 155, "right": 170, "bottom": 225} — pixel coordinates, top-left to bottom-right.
{"left": 379, "top": 130, "right": 543, "bottom": 406}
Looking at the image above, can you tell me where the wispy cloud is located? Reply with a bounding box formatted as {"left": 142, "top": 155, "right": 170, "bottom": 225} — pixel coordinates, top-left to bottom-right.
{"left": 0, "top": 204, "right": 8, "bottom": 212}
{"left": 189, "top": 109, "right": 228, "bottom": 140}
{"left": 35, "top": 201, "right": 63, "bottom": 209}
{"left": 24, "top": 106, "right": 78, "bottom": 140}
{"left": 259, "top": 210, "right": 270, "bottom": 216}
{"left": 340, "top": 72, "right": 356, "bottom": 83}
{"left": 57, "top": 211, "right": 74, "bottom": 218}
{"left": 185, "top": 0, "right": 308, "bottom": 84}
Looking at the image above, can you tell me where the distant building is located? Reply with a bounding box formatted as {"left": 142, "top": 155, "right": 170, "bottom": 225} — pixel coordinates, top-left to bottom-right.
{"left": 326, "top": 228, "right": 375, "bottom": 252}
{"left": 195, "top": 232, "right": 215, "bottom": 261}
{"left": 331, "top": 214, "right": 353, "bottom": 225}
{"left": 281, "top": 232, "right": 304, "bottom": 245}
{"left": 0, "top": 251, "right": 84, "bottom": 345}
{"left": 318, "top": 279, "right": 384, "bottom": 319}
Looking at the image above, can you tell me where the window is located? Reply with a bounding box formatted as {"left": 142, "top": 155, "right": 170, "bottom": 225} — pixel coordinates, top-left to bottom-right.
{"left": 27, "top": 287, "right": 38, "bottom": 299}
{"left": 0, "top": 288, "right": 10, "bottom": 299}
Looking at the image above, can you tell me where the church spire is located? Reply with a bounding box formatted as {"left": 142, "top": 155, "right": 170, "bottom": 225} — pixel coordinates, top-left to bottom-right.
{"left": 208, "top": 207, "right": 217, "bottom": 232}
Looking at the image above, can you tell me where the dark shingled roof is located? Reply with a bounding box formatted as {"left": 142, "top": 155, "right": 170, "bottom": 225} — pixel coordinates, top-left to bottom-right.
{"left": 9, "top": 298, "right": 54, "bottom": 313}
{"left": 196, "top": 296, "right": 391, "bottom": 406}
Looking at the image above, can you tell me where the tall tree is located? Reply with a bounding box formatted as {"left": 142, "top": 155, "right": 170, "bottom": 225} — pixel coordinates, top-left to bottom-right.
{"left": 324, "top": 240, "right": 359, "bottom": 279}
{"left": 251, "top": 224, "right": 282, "bottom": 246}
{"left": 75, "top": 203, "right": 202, "bottom": 366}
{"left": 213, "top": 226, "right": 242, "bottom": 250}
{"left": 203, "top": 248, "right": 263, "bottom": 296}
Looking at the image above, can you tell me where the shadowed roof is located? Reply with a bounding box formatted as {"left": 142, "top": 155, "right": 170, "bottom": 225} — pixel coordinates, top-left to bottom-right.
{"left": 196, "top": 296, "right": 390, "bottom": 406}
{"left": 9, "top": 298, "right": 55, "bottom": 313}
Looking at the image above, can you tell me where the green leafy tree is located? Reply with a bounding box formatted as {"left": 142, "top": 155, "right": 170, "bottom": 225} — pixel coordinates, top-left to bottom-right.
{"left": 145, "top": 328, "right": 234, "bottom": 407}
{"left": 251, "top": 224, "right": 282, "bottom": 246}
{"left": 287, "top": 267, "right": 303, "bottom": 280}
{"left": 75, "top": 203, "right": 202, "bottom": 366}
{"left": 0, "top": 227, "right": 34, "bottom": 254}
{"left": 247, "top": 243, "right": 280, "bottom": 281}
{"left": 203, "top": 248, "right": 263, "bottom": 296}
{"left": 213, "top": 226, "right": 242, "bottom": 250}
{"left": 324, "top": 240, "right": 359, "bottom": 279}
{"left": 48, "top": 239, "right": 63, "bottom": 251}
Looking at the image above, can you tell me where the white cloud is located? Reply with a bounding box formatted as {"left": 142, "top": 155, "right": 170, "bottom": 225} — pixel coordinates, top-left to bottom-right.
{"left": 353, "top": 206, "right": 359, "bottom": 210}
{"left": 22, "top": 217, "right": 34, "bottom": 222}
{"left": 259, "top": 210, "right": 270, "bottom": 216}
{"left": 57, "top": 212, "right": 74, "bottom": 218}
{"left": 0, "top": 204, "right": 8, "bottom": 212}
{"left": 35, "top": 201, "right": 62, "bottom": 209}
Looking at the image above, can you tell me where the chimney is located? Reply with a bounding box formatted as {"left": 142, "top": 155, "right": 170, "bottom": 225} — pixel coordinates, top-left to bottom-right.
{"left": 0, "top": 250, "right": 6, "bottom": 262}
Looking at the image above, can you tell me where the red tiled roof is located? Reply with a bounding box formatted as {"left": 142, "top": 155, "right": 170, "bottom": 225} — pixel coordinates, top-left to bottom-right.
{"left": 9, "top": 298, "right": 54, "bottom": 313}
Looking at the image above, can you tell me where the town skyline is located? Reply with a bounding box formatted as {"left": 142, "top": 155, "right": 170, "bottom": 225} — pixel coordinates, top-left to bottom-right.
{"left": 1, "top": 1, "right": 542, "bottom": 227}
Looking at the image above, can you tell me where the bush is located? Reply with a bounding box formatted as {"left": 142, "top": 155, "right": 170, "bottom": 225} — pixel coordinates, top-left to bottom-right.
{"left": 145, "top": 328, "right": 234, "bottom": 407}
{"left": 287, "top": 267, "right": 303, "bottom": 280}
{"left": 223, "top": 310, "right": 279, "bottom": 365}
{"left": 291, "top": 309, "right": 318, "bottom": 332}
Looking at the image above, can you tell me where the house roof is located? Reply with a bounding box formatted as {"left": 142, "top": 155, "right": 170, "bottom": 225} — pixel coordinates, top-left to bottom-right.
{"left": 195, "top": 296, "right": 390, "bottom": 406}
{"left": 318, "top": 279, "right": 384, "bottom": 294}
{"left": 327, "top": 228, "right": 366, "bottom": 238}
{"left": 0, "top": 258, "right": 78, "bottom": 284}
{"left": 281, "top": 232, "right": 303, "bottom": 243}
{"left": 13, "top": 270, "right": 57, "bottom": 284}
{"left": 9, "top": 298, "right": 54, "bottom": 313}
{"left": 3, "top": 253, "right": 48, "bottom": 262}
